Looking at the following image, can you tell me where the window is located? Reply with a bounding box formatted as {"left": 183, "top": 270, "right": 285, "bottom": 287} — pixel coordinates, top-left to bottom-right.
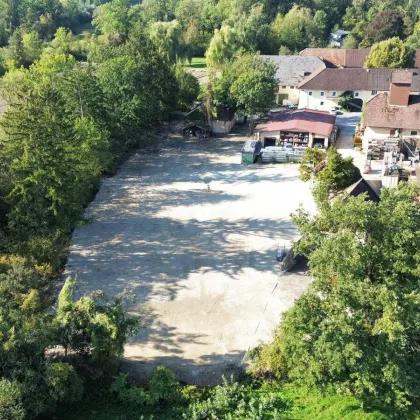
{"left": 354, "top": 92, "right": 359, "bottom": 97}
{"left": 309, "top": 92, "right": 313, "bottom": 96}
{"left": 390, "top": 129, "right": 396, "bottom": 136}
{"left": 332, "top": 92, "right": 337, "bottom": 97}
{"left": 411, "top": 131, "right": 418, "bottom": 136}
{"left": 371, "top": 90, "right": 377, "bottom": 95}
{"left": 320, "top": 101, "right": 324, "bottom": 105}
{"left": 282, "top": 86, "right": 287, "bottom": 89}
{"left": 320, "top": 91, "right": 325, "bottom": 96}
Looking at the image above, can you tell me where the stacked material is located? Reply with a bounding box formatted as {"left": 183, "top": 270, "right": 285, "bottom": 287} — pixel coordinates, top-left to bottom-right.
{"left": 261, "top": 147, "right": 305, "bottom": 164}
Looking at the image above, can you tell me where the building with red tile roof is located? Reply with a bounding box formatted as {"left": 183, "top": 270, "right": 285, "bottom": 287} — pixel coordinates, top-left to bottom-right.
{"left": 256, "top": 109, "right": 336, "bottom": 149}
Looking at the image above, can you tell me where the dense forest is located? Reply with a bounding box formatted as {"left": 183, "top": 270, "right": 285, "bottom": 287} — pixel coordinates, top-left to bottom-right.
{"left": 0, "top": 0, "right": 419, "bottom": 71}
{"left": 0, "top": 0, "right": 419, "bottom": 418}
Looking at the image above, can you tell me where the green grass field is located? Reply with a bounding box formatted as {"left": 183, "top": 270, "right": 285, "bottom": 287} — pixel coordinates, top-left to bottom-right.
{"left": 188, "top": 57, "right": 207, "bottom": 68}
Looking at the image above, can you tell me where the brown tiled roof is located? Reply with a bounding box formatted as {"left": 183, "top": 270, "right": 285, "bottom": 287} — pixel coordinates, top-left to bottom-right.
{"left": 364, "top": 93, "right": 420, "bottom": 129}
{"left": 298, "top": 68, "right": 369, "bottom": 90}
{"left": 392, "top": 69, "right": 413, "bottom": 84}
{"left": 301, "top": 48, "right": 420, "bottom": 69}
{"left": 256, "top": 109, "right": 336, "bottom": 137}
{"left": 299, "top": 68, "right": 420, "bottom": 91}
{"left": 300, "top": 48, "right": 370, "bottom": 68}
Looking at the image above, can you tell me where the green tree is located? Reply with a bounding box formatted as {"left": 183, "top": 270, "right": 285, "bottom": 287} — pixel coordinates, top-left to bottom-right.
{"left": 93, "top": 0, "right": 132, "bottom": 38}
{"left": 0, "top": 380, "right": 25, "bottom": 420}
{"left": 148, "top": 20, "right": 185, "bottom": 62}
{"left": 363, "top": 10, "right": 404, "bottom": 46}
{"left": 205, "top": 25, "right": 238, "bottom": 68}
{"left": 364, "top": 37, "right": 414, "bottom": 68}
{"left": 406, "top": 22, "right": 420, "bottom": 49}
{"left": 55, "top": 277, "right": 140, "bottom": 366}
{"left": 46, "top": 362, "right": 83, "bottom": 404}
{"left": 174, "top": 64, "right": 200, "bottom": 110}
{"left": 271, "top": 6, "right": 323, "bottom": 53}
{"left": 255, "top": 182, "right": 420, "bottom": 412}
{"left": 228, "top": 53, "right": 277, "bottom": 126}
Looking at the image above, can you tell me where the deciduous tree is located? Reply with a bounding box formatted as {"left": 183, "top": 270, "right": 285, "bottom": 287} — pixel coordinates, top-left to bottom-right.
{"left": 364, "top": 37, "right": 414, "bottom": 68}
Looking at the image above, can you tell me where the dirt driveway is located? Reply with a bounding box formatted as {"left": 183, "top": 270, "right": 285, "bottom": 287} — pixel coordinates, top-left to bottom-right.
{"left": 65, "top": 128, "right": 316, "bottom": 384}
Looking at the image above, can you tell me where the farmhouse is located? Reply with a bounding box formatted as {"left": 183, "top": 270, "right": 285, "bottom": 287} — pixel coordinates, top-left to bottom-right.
{"left": 255, "top": 109, "right": 336, "bottom": 149}
{"left": 261, "top": 55, "right": 326, "bottom": 105}
{"left": 298, "top": 68, "right": 420, "bottom": 112}
{"left": 363, "top": 70, "right": 420, "bottom": 151}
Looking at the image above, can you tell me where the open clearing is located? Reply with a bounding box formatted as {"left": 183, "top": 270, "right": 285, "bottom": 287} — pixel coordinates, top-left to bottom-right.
{"left": 65, "top": 127, "right": 316, "bottom": 384}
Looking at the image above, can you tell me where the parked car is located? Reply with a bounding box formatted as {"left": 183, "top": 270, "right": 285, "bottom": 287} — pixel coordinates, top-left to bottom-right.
{"left": 329, "top": 106, "right": 340, "bottom": 115}
{"left": 288, "top": 103, "right": 297, "bottom": 109}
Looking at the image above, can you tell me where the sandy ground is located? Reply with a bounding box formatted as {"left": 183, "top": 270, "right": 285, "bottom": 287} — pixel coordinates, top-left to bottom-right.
{"left": 65, "top": 127, "right": 316, "bottom": 384}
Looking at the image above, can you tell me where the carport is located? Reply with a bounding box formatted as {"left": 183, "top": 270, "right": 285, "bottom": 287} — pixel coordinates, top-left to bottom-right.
{"left": 256, "top": 109, "right": 336, "bottom": 149}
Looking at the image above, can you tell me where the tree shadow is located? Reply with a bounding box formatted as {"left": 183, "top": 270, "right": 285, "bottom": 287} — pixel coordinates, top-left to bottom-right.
{"left": 64, "top": 128, "right": 314, "bottom": 383}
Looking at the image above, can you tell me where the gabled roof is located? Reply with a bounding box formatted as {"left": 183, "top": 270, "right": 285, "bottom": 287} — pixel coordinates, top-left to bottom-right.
{"left": 260, "top": 55, "right": 326, "bottom": 86}
{"left": 344, "top": 178, "right": 380, "bottom": 203}
{"left": 300, "top": 48, "right": 370, "bottom": 68}
{"left": 255, "top": 109, "right": 336, "bottom": 137}
{"left": 298, "top": 68, "right": 369, "bottom": 90}
{"left": 364, "top": 93, "right": 420, "bottom": 130}
{"left": 298, "top": 68, "right": 420, "bottom": 91}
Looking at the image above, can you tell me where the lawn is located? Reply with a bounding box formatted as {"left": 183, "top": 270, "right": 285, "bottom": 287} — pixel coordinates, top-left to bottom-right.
{"left": 188, "top": 57, "right": 207, "bottom": 68}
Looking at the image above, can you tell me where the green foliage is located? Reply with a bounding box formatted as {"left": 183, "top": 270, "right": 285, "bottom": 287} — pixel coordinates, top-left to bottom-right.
{"left": 299, "top": 147, "right": 355, "bottom": 210}
{"left": 338, "top": 91, "right": 355, "bottom": 111}
{"left": 148, "top": 366, "right": 181, "bottom": 404}
{"left": 364, "top": 37, "right": 415, "bottom": 68}
{"left": 209, "top": 52, "right": 276, "bottom": 123}
{"left": 149, "top": 20, "right": 186, "bottom": 62}
{"left": 185, "top": 376, "right": 287, "bottom": 419}
{"left": 55, "top": 277, "right": 140, "bottom": 366}
{"left": 364, "top": 10, "right": 404, "bottom": 45}
{"left": 299, "top": 147, "right": 326, "bottom": 182}
{"left": 257, "top": 183, "right": 420, "bottom": 413}
{"left": 174, "top": 65, "right": 200, "bottom": 110}
{"left": 0, "top": 380, "right": 25, "bottom": 420}
{"left": 93, "top": 0, "right": 132, "bottom": 38}
{"left": 205, "top": 24, "right": 237, "bottom": 68}
{"left": 46, "top": 362, "right": 84, "bottom": 404}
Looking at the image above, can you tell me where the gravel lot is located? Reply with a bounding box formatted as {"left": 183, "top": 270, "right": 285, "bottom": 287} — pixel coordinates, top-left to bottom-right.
{"left": 65, "top": 128, "right": 316, "bottom": 384}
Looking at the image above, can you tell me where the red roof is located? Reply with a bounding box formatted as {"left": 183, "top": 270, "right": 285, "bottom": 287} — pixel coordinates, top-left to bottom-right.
{"left": 256, "top": 109, "right": 336, "bottom": 137}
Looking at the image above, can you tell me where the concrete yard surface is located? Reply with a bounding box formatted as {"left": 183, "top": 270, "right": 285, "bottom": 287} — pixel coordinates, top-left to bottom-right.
{"left": 65, "top": 130, "right": 316, "bottom": 384}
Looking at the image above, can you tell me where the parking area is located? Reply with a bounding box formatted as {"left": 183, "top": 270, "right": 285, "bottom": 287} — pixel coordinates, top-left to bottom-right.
{"left": 65, "top": 129, "right": 316, "bottom": 384}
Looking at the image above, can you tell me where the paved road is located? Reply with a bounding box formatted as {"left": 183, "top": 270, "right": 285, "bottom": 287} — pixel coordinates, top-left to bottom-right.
{"left": 335, "top": 112, "right": 361, "bottom": 150}
{"left": 65, "top": 129, "right": 316, "bottom": 384}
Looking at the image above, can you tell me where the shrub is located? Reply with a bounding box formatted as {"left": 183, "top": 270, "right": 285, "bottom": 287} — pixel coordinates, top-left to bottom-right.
{"left": 0, "top": 380, "right": 25, "bottom": 420}
{"left": 148, "top": 366, "right": 181, "bottom": 404}
{"left": 46, "top": 362, "right": 84, "bottom": 404}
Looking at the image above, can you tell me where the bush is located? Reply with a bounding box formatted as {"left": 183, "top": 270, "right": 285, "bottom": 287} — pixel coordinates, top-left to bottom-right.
{"left": 46, "top": 362, "right": 84, "bottom": 404}
{"left": 184, "top": 376, "right": 287, "bottom": 419}
{"left": 0, "top": 380, "right": 25, "bottom": 420}
{"left": 148, "top": 366, "right": 181, "bottom": 404}
{"left": 110, "top": 373, "right": 150, "bottom": 406}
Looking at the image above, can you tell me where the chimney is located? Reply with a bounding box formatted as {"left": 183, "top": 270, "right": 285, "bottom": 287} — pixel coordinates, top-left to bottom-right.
{"left": 389, "top": 70, "right": 412, "bottom": 106}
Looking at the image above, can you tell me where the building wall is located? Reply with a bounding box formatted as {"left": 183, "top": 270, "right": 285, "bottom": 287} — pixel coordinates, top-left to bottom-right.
{"left": 258, "top": 130, "right": 329, "bottom": 148}
{"left": 298, "top": 89, "right": 390, "bottom": 110}
{"left": 364, "top": 126, "right": 420, "bottom": 153}
{"left": 276, "top": 85, "right": 300, "bottom": 105}
{"left": 211, "top": 118, "right": 235, "bottom": 134}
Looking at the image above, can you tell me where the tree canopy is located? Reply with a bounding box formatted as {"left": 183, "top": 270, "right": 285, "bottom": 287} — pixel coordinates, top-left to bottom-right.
{"left": 253, "top": 183, "right": 420, "bottom": 413}
{"left": 364, "top": 37, "right": 414, "bottom": 68}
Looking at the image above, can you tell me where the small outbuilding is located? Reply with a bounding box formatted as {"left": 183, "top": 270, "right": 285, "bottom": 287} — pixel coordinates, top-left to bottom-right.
{"left": 255, "top": 109, "right": 336, "bottom": 149}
